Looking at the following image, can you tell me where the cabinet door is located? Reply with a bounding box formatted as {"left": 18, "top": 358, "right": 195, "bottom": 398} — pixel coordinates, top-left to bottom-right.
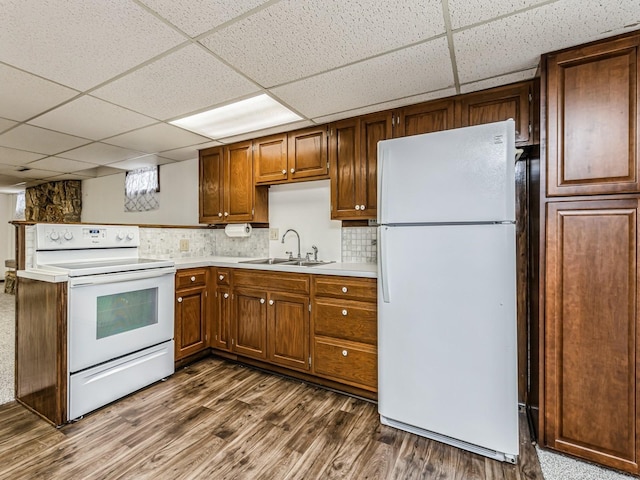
{"left": 199, "top": 146, "right": 224, "bottom": 223}
{"left": 267, "top": 292, "right": 310, "bottom": 371}
{"left": 224, "top": 141, "right": 255, "bottom": 222}
{"left": 211, "top": 286, "right": 231, "bottom": 351}
{"left": 330, "top": 118, "right": 360, "bottom": 219}
{"left": 288, "top": 126, "right": 329, "bottom": 180}
{"left": 254, "top": 133, "right": 288, "bottom": 185}
{"left": 360, "top": 111, "right": 392, "bottom": 217}
{"left": 233, "top": 287, "right": 267, "bottom": 360}
{"left": 175, "top": 286, "right": 207, "bottom": 360}
{"left": 394, "top": 99, "right": 455, "bottom": 137}
{"left": 545, "top": 199, "right": 639, "bottom": 473}
{"left": 546, "top": 36, "right": 639, "bottom": 196}
{"left": 455, "top": 81, "right": 532, "bottom": 145}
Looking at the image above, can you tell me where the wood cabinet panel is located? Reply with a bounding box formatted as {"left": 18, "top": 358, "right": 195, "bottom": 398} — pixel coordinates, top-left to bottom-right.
{"left": 456, "top": 82, "right": 532, "bottom": 145}
{"left": 288, "top": 126, "right": 329, "bottom": 180}
{"left": 212, "top": 285, "right": 231, "bottom": 351}
{"left": 313, "top": 337, "right": 377, "bottom": 390}
{"left": 234, "top": 269, "right": 309, "bottom": 294}
{"left": 267, "top": 292, "right": 310, "bottom": 371}
{"left": 330, "top": 118, "right": 360, "bottom": 218}
{"left": 254, "top": 134, "right": 288, "bottom": 184}
{"left": 224, "top": 141, "right": 254, "bottom": 222}
{"left": 360, "top": 111, "right": 391, "bottom": 218}
{"left": 313, "top": 298, "right": 376, "bottom": 345}
{"left": 199, "top": 147, "right": 224, "bottom": 223}
{"left": 545, "top": 200, "right": 639, "bottom": 472}
{"left": 233, "top": 287, "right": 268, "bottom": 360}
{"left": 175, "top": 285, "right": 207, "bottom": 360}
{"left": 395, "top": 99, "right": 455, "bottom": 137}
{"left": 312, "top": 275, "right": 377, "bottom": 302}
{"left": 176, "top": 268, "right": 207, "bottom": 289}
{"left": 546, "top": 36, "right": 639, "bottom": 196}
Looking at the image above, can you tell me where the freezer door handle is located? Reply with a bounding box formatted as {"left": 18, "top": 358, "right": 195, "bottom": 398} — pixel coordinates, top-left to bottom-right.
{"left": 380, "top": 226, "right": 390, "bottom": 303}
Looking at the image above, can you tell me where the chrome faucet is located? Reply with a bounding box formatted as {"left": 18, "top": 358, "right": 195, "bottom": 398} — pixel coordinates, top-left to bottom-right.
{"left": 281, "top": 229, "right": 301, "bottom": 260}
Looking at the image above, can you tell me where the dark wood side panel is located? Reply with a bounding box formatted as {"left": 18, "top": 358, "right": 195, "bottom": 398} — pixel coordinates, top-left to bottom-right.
{"left": 545, "top": 199, "right": 638, "bottom": 473}
{"left": 16, "top": 278, "right": 67, "bottom": 426}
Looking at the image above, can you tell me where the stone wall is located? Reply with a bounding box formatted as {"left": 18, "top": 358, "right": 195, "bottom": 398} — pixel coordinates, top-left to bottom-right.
{"left": 25, "top": 180, "right": 81, "bottom": 222}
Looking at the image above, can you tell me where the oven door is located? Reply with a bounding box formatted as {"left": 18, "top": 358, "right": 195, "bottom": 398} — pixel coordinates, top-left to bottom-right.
{"left": 68, "top": 267, "right": 175, "bottom": 373}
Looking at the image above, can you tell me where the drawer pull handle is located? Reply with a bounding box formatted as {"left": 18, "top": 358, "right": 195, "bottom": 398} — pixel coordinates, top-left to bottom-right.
{"left": 260, "top": 298, "right": 265, "bottom": 304}
{"left": 223, "top": 293, "right": 229, "bottom": 299}
{"left": 177, "top": 297, "right": 183, "bottom": 303}
{"left": 219, "top": 274, "right": 224, "bottom": 281}
{"left": 342, "top": 350, "right": 348, "bottom": 357}
{"left": 269, "top": 299, "right": 274, "bottom": 306}
{"left": 190, "top": 276, "right": 196, "bottom": 282}
{"left": 342, "top": 309, "right": 348, "bottom": 316}
{"left": 341, "top": 287, "right": 348, "bottom": 293}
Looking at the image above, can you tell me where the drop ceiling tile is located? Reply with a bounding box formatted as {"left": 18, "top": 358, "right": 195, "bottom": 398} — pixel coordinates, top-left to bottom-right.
{"left": 0, "top": 125, "right": 91, "bottom": 155}
{"left": 58, "top": 143, "right": 146, "bottom": 165}
{"left": 92, "top": 44, "right": 259, "bottom": 120}
{"left": 0, "top": 118, "right": 18, "bottom": 134}
{"left": 0, "top": 146, "right": 45, "bottom": 167}
{"left": 454, "top": 0, "right": 640, "bottom": 84}
{"left": 0, "top": 0, "right": 186, "bottom": 90}
{"left": 0, "top": 64, "right": 79, "bottom": 122}
{"left": 448, "top": 0, "right": 549, "bottom": 29}
{"left": 104, "top": 123, "right": 211, "bottom": 153}
{"left": 271, "top": 38, "right": 454, "bottom": 119}
{"left": 0, "top": 166, "right": 59, "bottom": 180}
{"left": 460, "top": 69, "right": 538, "bottom": 94}
{"left": 159, "top": 146, "right": 204, "bottom": 161}
{"left": 139, "top": 0, "right": 271, "bottom": 37}
{"left": 0, "top": 174, "right": 26, "bottom": 193}
{"left": 108, "top": 154, "right": 175, "bottom": 171}
{"left": 28, "top": 96, "right": 157, "bottom": 141}
{"left": 27, "top": 157, "right": 98, "bottom": 174}
{"left": 43, "top": 172, "right": 96, "bottom": 181}
{"left": 312, "top": 87, "right": 457, "bottom": 124}
{"left": 200, "top": 0, "right": 445, "bottom": 87}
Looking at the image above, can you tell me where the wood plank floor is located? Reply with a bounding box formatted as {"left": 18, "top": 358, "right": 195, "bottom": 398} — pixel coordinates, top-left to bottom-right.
{"left": 0, "top": 358, "right": 544, "bottom": 479}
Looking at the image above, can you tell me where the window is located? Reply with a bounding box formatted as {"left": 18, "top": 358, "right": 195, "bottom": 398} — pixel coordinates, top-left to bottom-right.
{"left": 124, "top": 166, "right": 159, "bottom": 212}
{"left": 13, "top": 191, "right": 25, "bottom": 220}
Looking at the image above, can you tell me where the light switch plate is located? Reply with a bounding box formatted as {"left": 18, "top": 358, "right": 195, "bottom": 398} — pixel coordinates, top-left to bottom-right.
{"left": 179, "top": 239, "right": 189, "bottom": 251}
{"left": 269, "top": 228, "right": 279, "bottom": 240}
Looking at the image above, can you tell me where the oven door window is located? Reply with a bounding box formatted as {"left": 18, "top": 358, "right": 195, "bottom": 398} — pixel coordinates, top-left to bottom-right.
{"left": 96, "top": 287, "right": 158, "bottom": 339}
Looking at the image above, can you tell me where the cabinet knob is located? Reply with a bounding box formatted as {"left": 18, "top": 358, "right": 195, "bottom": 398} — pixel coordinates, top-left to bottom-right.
{"left": 177, "top": 297, "right": 183, "bottom": 303}
{"left": 224, "top": 212, "right": 229, "bottom": 217}
{"left": 282, "top": 169, "right": 287, "bottom": 175}
{"left": 223, "top": 293, "right": 229, "bottom": 299}
{"left": 342, "top": 309, "right": 348, "bottom": 316}
{"left": 219, "top": 274, "right": 224, "bottom": 281}
{"left": 290, "top": 168, "right": 295, "bottom": 173}
{"left": 218, "top": 212, "right": 223, "bottom": 217}
{"left": 360, "top": 205, "right": 366, "bottom": 210}
{"left": 190, "top": 276, "right": 196, "bottom": 282}
{"left": 269, "top": 299, "right": 274, "bottom": 306}
{"left": 342, "top": 350, "right": 348, "bottom": 357}
{"left": 341, "top": 287, "right": 348, "bottom": 293}
{"left": 260, "top": 298, "right": 265, "bottom": 304}
{"left": 355, "top": 205, "right": 360, "bottom": 210}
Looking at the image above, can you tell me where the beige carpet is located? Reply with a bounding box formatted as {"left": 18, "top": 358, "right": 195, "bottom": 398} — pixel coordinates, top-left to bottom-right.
{"left": 0, "top": 290, "right": 15, "bottom": 405}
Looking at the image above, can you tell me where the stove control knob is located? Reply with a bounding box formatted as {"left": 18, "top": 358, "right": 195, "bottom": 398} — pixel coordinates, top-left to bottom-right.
{"left": 49, "top": 231, "right": 60, "bottom": 241}
{"left": 64, "top": 231, "right": 73, "bottom": 241}
{"left": 116, "top": 231, "right": 125, "bottom": 240}
{"left": 126, "top": 231, "right": 135, "bottom": 240}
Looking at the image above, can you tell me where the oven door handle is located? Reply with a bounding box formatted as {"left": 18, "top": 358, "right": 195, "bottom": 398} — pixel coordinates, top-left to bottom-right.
{"left": 68, "top": 267, "right": 176, "bottom": 287}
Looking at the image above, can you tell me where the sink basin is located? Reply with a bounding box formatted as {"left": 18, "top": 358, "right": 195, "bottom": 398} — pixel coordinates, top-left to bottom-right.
{"left": 288, "top": 260, "right": 335, "bottom": 267}
{"left": 240, "top": 257, "right": 296, "bottom": 265}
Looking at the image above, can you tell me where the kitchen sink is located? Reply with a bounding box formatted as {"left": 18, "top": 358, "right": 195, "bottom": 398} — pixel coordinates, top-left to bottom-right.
{"left": 240, "top": 258, "right": 335, "bottom": 267}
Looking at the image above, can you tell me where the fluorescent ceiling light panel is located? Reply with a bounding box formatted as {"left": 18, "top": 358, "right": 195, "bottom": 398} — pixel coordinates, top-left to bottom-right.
{"left": 170, "top": 94, "right": 302, "bottom": 139}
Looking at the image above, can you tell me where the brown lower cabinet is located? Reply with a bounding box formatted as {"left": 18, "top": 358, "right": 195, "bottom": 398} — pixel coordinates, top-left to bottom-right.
{"left": 544, "top": 199, "right": 639, "bottom": 473}
{"left": 174, "top": 268, "right": 209, "bottom": 361}
{"left": 208, "top": 268, "right": 377, "bottom": 396}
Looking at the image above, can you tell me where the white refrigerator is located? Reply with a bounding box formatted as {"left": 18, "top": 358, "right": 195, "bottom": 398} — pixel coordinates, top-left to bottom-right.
{"left": 377, "top": 120, "right": 519, "bottom": 463}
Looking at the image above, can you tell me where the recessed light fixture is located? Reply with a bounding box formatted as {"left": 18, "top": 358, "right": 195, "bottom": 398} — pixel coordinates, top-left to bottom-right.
{"left": 170, "top": 94, "right": 303, "bottom": 140}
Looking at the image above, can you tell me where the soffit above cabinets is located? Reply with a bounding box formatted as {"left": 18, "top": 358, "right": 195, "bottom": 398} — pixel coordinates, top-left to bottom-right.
{"left": 0, "top": 0, "right": 638, "bottom": 191}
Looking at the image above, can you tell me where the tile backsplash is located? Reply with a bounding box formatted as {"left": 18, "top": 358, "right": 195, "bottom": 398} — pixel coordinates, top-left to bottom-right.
{"left": 341, "top": 227, "right": 377, "bottom": 264}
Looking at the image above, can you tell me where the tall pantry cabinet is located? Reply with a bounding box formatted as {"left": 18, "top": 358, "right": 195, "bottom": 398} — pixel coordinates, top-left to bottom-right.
{"left": 540, "top": 32, "right": 640, "bottom": 474}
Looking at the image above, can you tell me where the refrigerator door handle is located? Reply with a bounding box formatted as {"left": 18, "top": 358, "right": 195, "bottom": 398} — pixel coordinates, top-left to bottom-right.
{"left": 377, "top": 145, "right": 386, "bottom": 224}
{"left": 380, "top": 227, "right": 390, "bottom": 303}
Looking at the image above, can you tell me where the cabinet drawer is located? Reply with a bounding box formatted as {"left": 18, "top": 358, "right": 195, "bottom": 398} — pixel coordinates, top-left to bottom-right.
{"left": 313, "top": 276, "right": 376, "bottom": 302}
{"left": 313, "top": 337, "right": 377, "bottom": 390}
{"left": 314, "top": 299, "right": 377, "bottom": 345}
{"left": 176, "top": 269, "right": 207, "bottom": 289}
{"left": 216, "top": 268, "right": 230, "bottom": 286}
{"left": 234, "top": 269, "right": 310, "bottom": 294}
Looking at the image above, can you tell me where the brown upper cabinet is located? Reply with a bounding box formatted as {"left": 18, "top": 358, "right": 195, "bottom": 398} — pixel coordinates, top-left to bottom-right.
{"left": 254, "top": 126, "right": 329, "bottom": 185}
{"left": 330, "top": 112, "right": 392, "bottom": 220}
{"left": 455, "top": 82, "right": 532, "bottom": 145}
{"left": 393, "top": 99, "right": 455, "bottom": 137}
{"left": 199, "top": 142, "right": 268, "bottom": 224}
{"left": 545, "top": 35, "right": 639, "bottom": 196}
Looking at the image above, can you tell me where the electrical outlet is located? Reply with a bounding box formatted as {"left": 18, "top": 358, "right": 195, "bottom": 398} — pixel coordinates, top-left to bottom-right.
{"left": 269, "top": 228, "right": 279, "bottom": 240}
{"left": 179, "top": 239, "right": 189, "bottom": 251}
